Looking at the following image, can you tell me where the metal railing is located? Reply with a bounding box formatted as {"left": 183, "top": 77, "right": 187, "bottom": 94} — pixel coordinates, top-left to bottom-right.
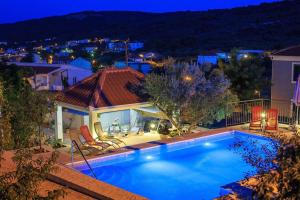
{"left": 225, "top": 99, "right": 298, "bottom": 127}
{"left": 71, "top": 140, "right": 97, "bottom": 179}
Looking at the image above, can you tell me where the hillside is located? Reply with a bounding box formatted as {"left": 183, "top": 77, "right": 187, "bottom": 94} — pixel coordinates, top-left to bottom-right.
{"left": 0, "top": 0, "right": 300, "bottom": 56}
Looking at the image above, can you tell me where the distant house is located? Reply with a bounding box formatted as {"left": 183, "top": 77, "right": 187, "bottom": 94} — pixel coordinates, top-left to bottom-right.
{"left": 271, "top": 45, "right": 300, "bottom": 103}
{"left": 70, "top": 57, "right": 92, "bottom": 70}
{"left": 66, "top": 39, "right": 90, "bottom": 47}
{"left": 108, "top": 41, "right": 125, "bottom": 52}
{"left": 114, "top": 61, "right": 152, "bottom": 74}
{"left": 197, "top": 49, "right": 265, "bottom": 65}
{"left": 83, "top": 46, "right": 98, "bottom": 54}
{"left": 108, "top": 40, "right": 144, "bottom": 52}
{"left": 128, "top": 41, "right": 144, "bottom": 51}
{"left": 197, "top": 51, "right": 227, "bottom": 65}
{"left": 10, "top": 62, "right": 92, "bottom": 91}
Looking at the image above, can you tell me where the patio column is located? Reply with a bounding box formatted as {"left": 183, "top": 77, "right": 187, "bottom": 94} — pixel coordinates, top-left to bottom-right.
{"left": 55, "top": 105, "right": 64, "bottom": 142}
{"left": 89, "top": 110, "right": 98, "bottom": 139}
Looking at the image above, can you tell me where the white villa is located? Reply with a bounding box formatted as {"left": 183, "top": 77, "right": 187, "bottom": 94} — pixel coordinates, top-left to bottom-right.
{"left": 9, "top": 62, "right": 93, "bottom": 91}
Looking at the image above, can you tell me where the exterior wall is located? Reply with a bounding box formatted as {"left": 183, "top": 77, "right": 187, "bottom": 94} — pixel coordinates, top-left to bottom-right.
{"left": 62, "top": 112, "right": 84, "bottom": 130}
{"left": 271, "top": 60, "right": 295, "bottom": 102}
{"left": 99, "top": 110, "right": 131, "bottom": 132}
{"left": 28, "top": 74, "right": 49, "bottom": 90}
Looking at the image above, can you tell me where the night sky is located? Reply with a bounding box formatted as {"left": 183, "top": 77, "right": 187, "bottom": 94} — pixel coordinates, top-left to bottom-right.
{"left": 1, "top": 0, "right": 277, "bottom": 24}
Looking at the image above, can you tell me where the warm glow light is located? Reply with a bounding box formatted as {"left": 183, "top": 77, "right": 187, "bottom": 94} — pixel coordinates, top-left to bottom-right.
{"left": 261, "top": 112, "right": 266, "bottom": 118}
{"left": 184, "top": 75, "right": 192, "bottom": 81}
{"left": 244, "top": 54, "right": 248, "bottom": 58}
{"left": 150, "top": 123, "right": 156, "bottom": 129}
{"left": 139, "top": 54, "right": 144, "bottom": 58}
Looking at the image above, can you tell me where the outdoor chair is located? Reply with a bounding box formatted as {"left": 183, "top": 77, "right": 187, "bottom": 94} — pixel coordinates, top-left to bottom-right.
{"left": 265, "top": 109, "right": 279, "bottom": 132}
{"left": 93, "top": 122, "right": 126, "bottom": 147}
{"left": 249, "top": 106, "right": 263, "bottom": 130}
{"left": 80, "top": 125, "right": 115, "bottom": 151}
{"left": 69, "top": 131, "right": 102, "bottom": 156}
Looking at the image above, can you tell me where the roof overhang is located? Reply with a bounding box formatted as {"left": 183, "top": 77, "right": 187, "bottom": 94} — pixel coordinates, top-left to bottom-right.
{"left": 91, "top": 102, "right": 152, "bottom": 113}
{"left": 134, "top": 107, "right": 168, "bottom": 119}
{"left": 271, "top": 55, "right": 300, "bottom": 61}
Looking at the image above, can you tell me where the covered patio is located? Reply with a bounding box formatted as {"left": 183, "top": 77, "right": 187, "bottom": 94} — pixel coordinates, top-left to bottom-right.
{"left": 55, "top": 67, "right": 170, "bottom": 145}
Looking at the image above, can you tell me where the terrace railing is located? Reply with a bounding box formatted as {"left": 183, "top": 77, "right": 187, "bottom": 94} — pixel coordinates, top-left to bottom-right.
{"left": 225, "top": 98, "right": 298, "bottom": 127}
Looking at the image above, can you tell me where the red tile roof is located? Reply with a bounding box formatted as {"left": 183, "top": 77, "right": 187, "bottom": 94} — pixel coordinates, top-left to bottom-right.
{"left": 57, "top": 67, "right": 146, "bottom": 108}
{"left": 272, "top": 44, "right": 300, "bottom": 56}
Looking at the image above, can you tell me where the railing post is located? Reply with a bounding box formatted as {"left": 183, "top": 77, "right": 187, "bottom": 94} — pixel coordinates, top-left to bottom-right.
{"left": 71, "top": 140, "right": 74, "bottom": 166}
{"left": 225, "top": 103, "right": 228, "bottom": 127}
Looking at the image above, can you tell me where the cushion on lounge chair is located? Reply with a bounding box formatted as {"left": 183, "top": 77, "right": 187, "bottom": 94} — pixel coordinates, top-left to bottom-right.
{"left": 80, "top": 125, "right": 94, "bottom": 143}
{"left": 268, "top": 118, "right": 277, "bottom": 127}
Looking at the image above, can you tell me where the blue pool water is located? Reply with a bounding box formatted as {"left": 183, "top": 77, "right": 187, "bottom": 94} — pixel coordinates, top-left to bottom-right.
{"left": 74, "top": 131, "right": 275, "bottom": 200}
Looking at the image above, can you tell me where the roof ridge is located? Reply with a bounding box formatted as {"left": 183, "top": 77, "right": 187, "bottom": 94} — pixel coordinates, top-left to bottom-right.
{"left": 272, "top": 44, "right": 300, "bottom": 55}
{"left": 89, "top": 69, "right": 107, "bottom": 107}
{"left": 64, "top": 71, "right": 100, "bottom": 92}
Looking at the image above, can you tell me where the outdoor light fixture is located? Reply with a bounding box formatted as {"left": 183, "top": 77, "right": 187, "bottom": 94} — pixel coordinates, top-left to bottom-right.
{"left": 150, "top": 123, "right": 156, "bottom": 129}
{"left": 204, "top": 142, "right": 211, "bottom": 147}
{"left": 146, "top": 155, "right": 153, "bottom": 160}
{"left": 184, "top": 75, "right": 192, "bottom": 82}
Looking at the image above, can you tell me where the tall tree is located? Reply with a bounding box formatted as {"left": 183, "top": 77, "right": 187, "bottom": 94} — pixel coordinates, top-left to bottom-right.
{"left": 219, "top": 49, "right": 271, "bottom": 100}
{"left": 145, "top": 63, "right": 238, "bottom": 134}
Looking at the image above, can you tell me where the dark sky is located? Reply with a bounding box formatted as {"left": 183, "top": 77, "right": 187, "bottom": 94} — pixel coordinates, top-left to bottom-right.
{"left": 1, "top": 0, "right": 277, "bottom": 24}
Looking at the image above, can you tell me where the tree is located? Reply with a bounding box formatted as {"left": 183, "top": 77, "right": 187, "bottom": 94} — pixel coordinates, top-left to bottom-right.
{"left": 219, "top": 49, "right": 271, "bottom": 100}
{"left": 0, "top": 80, "right": 12, "bottom": 157}
{"left": 0, "top": 63, "right": 55, "bottom": 149}
{"left": 232, "top": 133, "right": 300, "bottom": 199}
{"left": 144, "top": 62, "right": 238, "bottom": 134}
{"left": 30, "top": 91, "right": 56, "bottom": 151}
{"left": 0, "top": 63, "right": 65, "bottom": 199}
{"left": 0, "top": 64, "right": 36, "bottom": 148}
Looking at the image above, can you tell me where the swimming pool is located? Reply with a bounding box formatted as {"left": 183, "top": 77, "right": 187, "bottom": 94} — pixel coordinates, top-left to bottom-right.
{"left": 73, "top": 131, "right": 275, "bottom": 200}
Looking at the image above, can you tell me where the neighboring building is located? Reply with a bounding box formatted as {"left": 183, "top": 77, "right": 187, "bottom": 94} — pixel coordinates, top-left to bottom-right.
{"left": 108, "top": 41, "right": 125, "bottom": 52}
{"left": 197, "top": 51, "right": 227, "bottom": 65}
{"left": 70, "top": 57, "right": 92, "bottom": 70}
{"left": 55, "top": 67, "right": 167, "bottom": 142}
{"left": 83, "top": 46, "right": 98, "bottom": 54}
{"left": 0, "top": 41, "right": 8, "bottom": 45}
{"left": 9, "top": 62, "right": 93, "bottom": 91}
{"left": 128, "top": 41, "right": 144, "bottom": 51}
{"left": 108, "top": 41, "right": 144, "bottom": 52}
{"left": 197, "top": 49, "right": 265, "bottom": 65}
{"left": 271, "top": 45, "right": 300, "bottom": 103}
{"left": 114, "top": 61, "right": 152, "bottom": 74}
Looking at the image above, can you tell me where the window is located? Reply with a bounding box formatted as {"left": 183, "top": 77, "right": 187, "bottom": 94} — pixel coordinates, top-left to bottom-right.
{"left": 73, "top": 77, "right": 77, "bottom": 84}
{"left": 292, "top": 64, "right": 300, "bottom": 82}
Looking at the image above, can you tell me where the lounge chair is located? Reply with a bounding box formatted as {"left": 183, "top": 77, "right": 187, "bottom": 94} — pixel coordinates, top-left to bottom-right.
{"left": 69, "top": 131, "right": 102, "bottom": 156}
{"left": 80, "top": 125, "right": 115, "bottom": 151}
{"left": 94, "top": 122, "right": 126, "bottom": 147}
{"left": 249, "top": 106, "right": 263, "bottom": 130}
{"left": 265, "top": 109, "right": 279, "bottom": 132}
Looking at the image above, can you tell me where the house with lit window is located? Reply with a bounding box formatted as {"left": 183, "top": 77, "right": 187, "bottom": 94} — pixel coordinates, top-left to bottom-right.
{"left": 55, "top": 67, "right": 168, "bottom": 143}
{"left": 271, "top": 45, "right": 300, "bottom": 103}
